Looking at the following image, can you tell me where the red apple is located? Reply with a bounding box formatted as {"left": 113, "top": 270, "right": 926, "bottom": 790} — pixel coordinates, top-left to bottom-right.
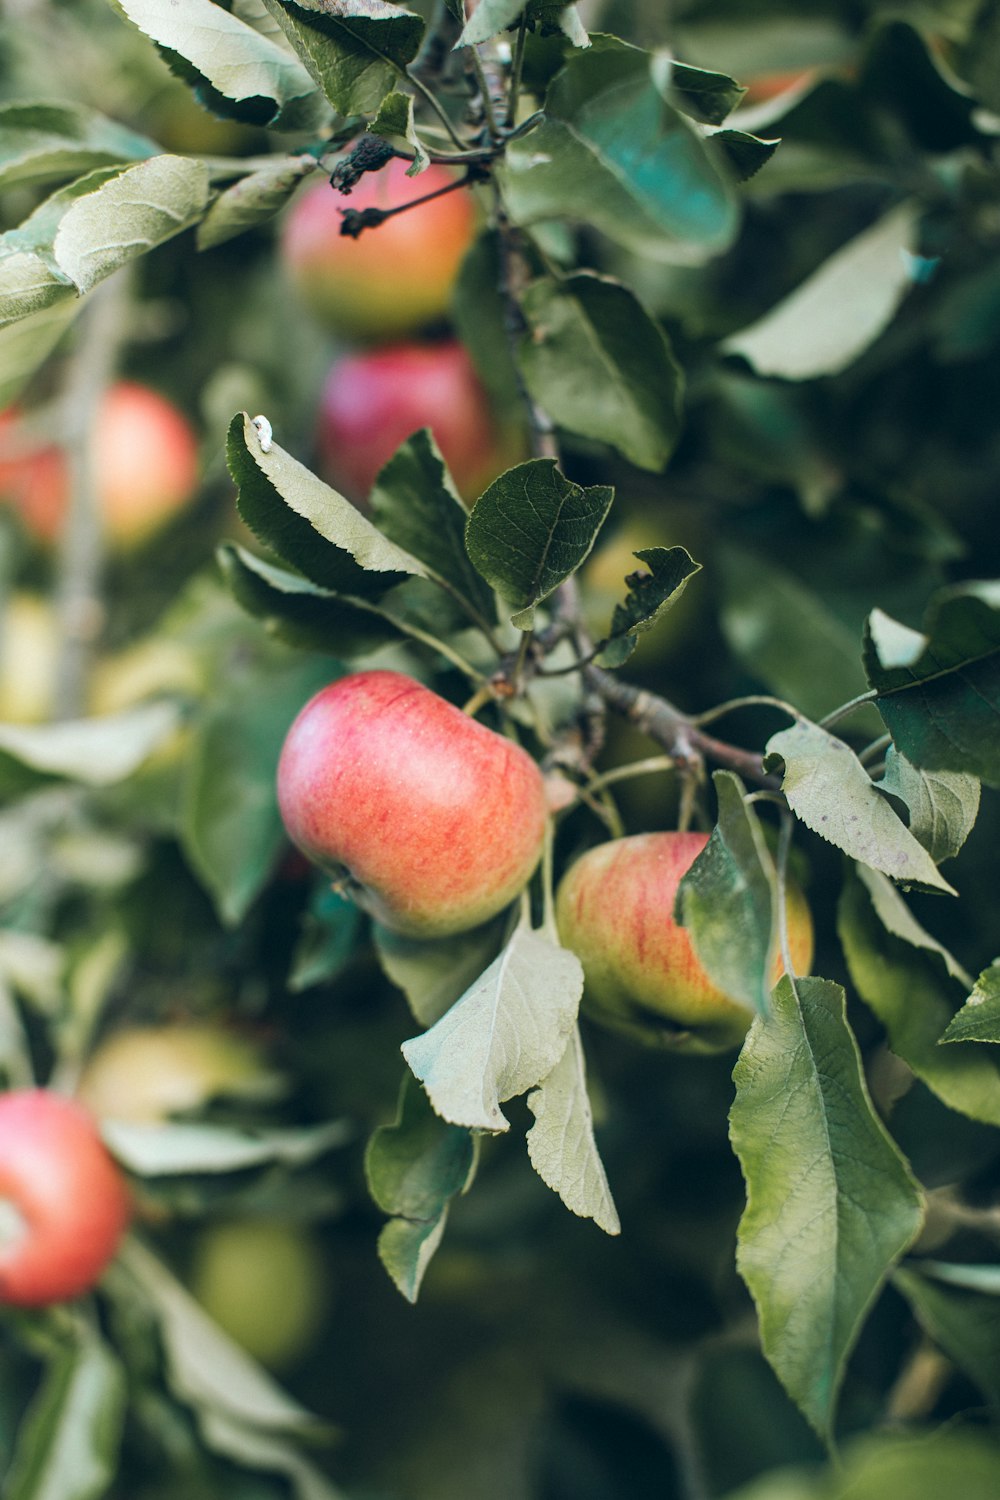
{"left": 280, "top": 157, "right": 475, "bottom": 341}
{"left": 0, "top": 381, "right": 199, "bottom": 549}
{"left": 556, "top": 832, "right": 814, "bottom": 1053}
{"left": 277, "top": 671, "right": 548, "bottom": 938}
{"left": 315, "top": 339, "right": 518, "bottom": 504}
{"left": 0, "top": 1089, "right": 131, "bottom": 1306}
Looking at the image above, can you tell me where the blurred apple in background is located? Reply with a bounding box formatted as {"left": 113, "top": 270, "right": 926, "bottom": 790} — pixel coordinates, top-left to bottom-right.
{"left": 280, "top": 156, "right": 475, "bottom": 342}
{"left": 0, "top": 382, "right": 199, "bottom": 550}
{"left": 315, "top": 339, "right": 520, "bottom": 504}
{"left": 0, "top": 591, "right": 59, "bottom": 723}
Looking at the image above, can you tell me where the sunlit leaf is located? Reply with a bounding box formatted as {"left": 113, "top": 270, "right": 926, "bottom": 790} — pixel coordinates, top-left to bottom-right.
{"left": 526, "top": 1024, "right": 620, "bottom": 1234}
{"left": 941, "top": 962, "right": 1000, "bottom": 1044}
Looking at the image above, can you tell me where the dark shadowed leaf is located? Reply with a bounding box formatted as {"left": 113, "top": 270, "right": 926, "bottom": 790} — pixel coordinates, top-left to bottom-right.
{"left": 373, "top": 919, "right": 505, "bottom": 1027}
{"left": 465, "top": 458, "right": 613, "bottom": 629}
{"left": 289, "top": 881, "right": 362, "bottom": 992}
{"left": 941, "top": 962, "right": 1000, "bottom": 1044}
{"left": 517, "top": 272, "right": 683, "bottom": 471}
{"left": 853, "top": 865, "right": 972, "bottom": 987}
{"left": 893, "top": 1266, "right": 1000, "bottom": 1413}
{"left": 765, "top": 719, "right": 955, "bottom": 893}
{"left": 864, "top": 583, "right": 1000, "bottom": 787}
{"left": 526, "top": 1024, "right": 620, "bottom": 1234}
{"left": 501, "top": 37, "right": 737, "bottom": 261}
{"left": 666, "top": 60, "right": 745, "bottom": 125}
{"left": 676, "top": 771, "right": 778, "bottom": 1019}
{"left": 595, "top": 545, "right": 700, "bottom": 668}
{"left": 731, "top": 975, "right": 924, "bottom": 1441}
{"left": 713, "top": 129, "right": 781, "bottom": 182}
{"left": 262, "top": 0, "right": 424, "bottom": 115}
{"left": 838, "top": 868, "right": 1000, "bottom": 1126}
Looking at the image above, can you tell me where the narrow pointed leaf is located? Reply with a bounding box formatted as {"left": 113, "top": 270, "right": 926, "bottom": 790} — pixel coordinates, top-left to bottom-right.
{"left": 526, "top": 1024, "right": 620, "bottom": 1234}
{"left": 114, "top": 0, "right": 327, "bottom": 130}
{"left": 854, "top": 865, "right": 972, "bottom": 987}
{"left": 765, "top": 719, "right": 955, "bottom": 894}
{"left": 863, "top": 583, "right": 1000, "bottom": 786}
{"left": 879, "top": 746, "right": 980, "bottom": 865}
{"left": 370, "top": 430, "right": 496, "bottom": 624}
{"left": 517, "top": 272, "right": 683, "bottom": 471}
{"left": 197, "top": 156, "right": 317, "bottom": 250}
{"left": 676, "top": 771, "right": 779, "bottom": 1018}
{"left": 459, "top": 1, "right": 588, "bottom": 49}
{"left": 465, "top": 458, "right": 612, "bottom": 629}
{"left": 378, "top": 1214, "right": 448, "bottom": 1303}
{"left": 401, "top": 926, "right": 583, "bottom": 1132}
{"left": 261, "top": 0, "right": 424, "bottom": 115}
{"left": 196, "top": 1409, "right": 346, "bottom": 1500}
{"left": 838, "top": 868, "right": 1000, "bottom": 1125}
{"left": 53, "top": 157, "right": 210, "bottom": 293}
{"left": 941, "top": 962, "right": 1000, "bottom": 1044}
{"left": 731, "top": 975, "right": 924, "bottom": 1441}
{"left": 102, "top": 1119, "right": 348, "bottom": 1175}
{"left": 227, "top": 412, "right": 423, "bottom": 595}
{"left": 893, "top": 1266, "right": 1000, "bottom": 1413}
{"left": 5, "top": 1334, "right": 126, "bottom": 1500}
{"left": 595, "top": 545, "right": 700, "bottom": 668}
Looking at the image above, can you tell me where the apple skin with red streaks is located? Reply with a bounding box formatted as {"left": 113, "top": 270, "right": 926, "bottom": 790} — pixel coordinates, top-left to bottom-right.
{"left": 556, "top": 832, "right": 814, "bottom": 1053}
{"left": 0, "top": 1090, "right": 131, "bottom": 1307}
{"left": 276, "top": 671, "right": 548, "bottom": 938}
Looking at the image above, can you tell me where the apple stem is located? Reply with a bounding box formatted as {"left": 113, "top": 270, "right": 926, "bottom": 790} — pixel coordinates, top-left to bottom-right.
{"left": 338, "top": 171, "right": 482, "bottom": 239}
{"left": 404, "top": 67, "right": 468, "bottom": 151}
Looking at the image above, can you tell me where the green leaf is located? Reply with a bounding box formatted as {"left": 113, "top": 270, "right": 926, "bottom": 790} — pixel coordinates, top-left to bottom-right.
{"left": 913, "top": 1260, "right": 1000, "bottom": 1294}
{"left": 893, "top": 1266, "right": 1000, "bottom": 1413}
{"left": 863, "top": 583, "right": 1000, "bottom": 787}
{"left": 368, "top": 91, "right": 428, "bottom": 173}
{"left": 261, "top": 0, "right": 424, "bottom": 115}
{"left": 377, "top": 1216, "right": 448, "bottom": 1305}
{"left": 501, "top": 37, "right": 737, "bottom": 262}
{"left": 676, "top": 771, "right": 779, "bottom": 1020}
{"left": 854, "top": 865, "right": 972, "bottom": 988}
{"left": 765, "top": 720, "right": 955, "bottom": 895}
{"left": 0, "top": 298, "right": 79, "bottom": 406}
{"left": 114, "top": 0, "right": 327, "bottom": 130}
{"left": 52, "top": 156, "right": 210, "bottom": 294}
{"left": 179, "top": 652, "right": 332, "bottom": 925}
{"left": 0, "top": 101, "right": 155, "bottom": 192}
{"left": 730, "top": 975, "right": 924, "bottom": 1442}
{"left": 594, "top": 545, "right": 700, "bottom": 668}
{"left": 665, "top": 60, "right": 745, "bottom": 126}
{"left": 373, "top": 919, "right": 505, "bottom": 1027}
{"left": 197, "top": 156, "right": 317, "bottom": 251}
{"left": 227, "top": 412, "right": 423, "bottom": 596}
{"left": 465, "top": 458, "right": 613, "bottom": 629}
{"left": 451, "top": 229, "right": 525, "bottom": 410}
{"left": 0, "top": 170, "right": 123, "bottom": 329}
{"left": 526, "top": 1024, "right": 620, "bottom": 1235}
{"left": 824, "top": 1430, "right": 1000, "bottom": 1500}
{"left": 102, "top": 1118, "right": 348, "bottom": 1175}
{"left": 401, "top": 924, "right": 583, "bottom": 1132}
{"left": 218, "top": 543, "right": 406, "bottom": 657}
{"left": 369, "top": 430, "right": 497, "bottom": 626}
{"left": 289, "top": 881, "right": 362, "bottom": 992}
{"left": 838, "top": 867, "right": 1000, "bottom": 1127}
{"left": 712, "top": 129, "right": 781, "bottom": 183}
{"left": 459, "top": 1, "right": 588, "bottom": 47}
{"left": 879, "top": 746, "right": 980, "bottom": 865}
{"left": 5, "top": 1331, "right": 127, "bottom": 1500}
{"left": 517, "top": 272, "right": 683, "bottom": 471}
{"left": 941, "top": 962, "right": 1000, "bottom": 1044}
{"left": 724, "top": 201, "right": 920, "bottom": 379}
{"left": 195, "top": 1408, "right": 347, "bottom": 1500}
{"left": 0, "top": 703, "right": 179, "bottom": 797}
{"left": 120, "top": 1238, "right": 324, "bottom": 1433}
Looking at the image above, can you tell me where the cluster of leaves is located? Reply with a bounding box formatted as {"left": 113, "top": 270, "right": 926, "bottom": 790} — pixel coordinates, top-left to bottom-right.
{"left": 1, "top": 1, "right": 1000, "bottom": 1497}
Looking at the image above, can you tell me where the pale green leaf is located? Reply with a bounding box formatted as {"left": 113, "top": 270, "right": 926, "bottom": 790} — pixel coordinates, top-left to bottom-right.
{"left": 731, "top": 975, "right": 924, "bottom": 1441}
{"left": 0, "top": 101, "right": 155, "bottom": 192}
{"left": 5, "top": 1332, "right": 126, "bottom": 1500}
{"left": 765, "top": 719, "right": 955, "bottom": 894}
{"left": 465, "top": 458, "right": 613, "bottom": 629}
{"left": 102, "top": 1118, "right": 348, "bottom": 1175}
{"left": 197, "top": 1409, "right": 347, "bottom": 1500}
{"left": 517, "top": 272, "right": 683, "bottom": 471}
{"left": 0, "top": 703, "right": 179, "bottom": 791}
{"left": 197, "top": 155, "right": 317, "bottom": 250}
{"left": 879, "top": 746, "right": 980, "bottom": 864}
{"left": 401, "top": 925, "right": 583, "bottom": 1132}
{"left": 0, "top": 298, "right": 81, "bottom": 407}
{"left": 724, "top": 202, "right": 919, "bottom": 378}
{"left": 53, "top": 157, "right": 210, "bottom": 293}
{"left": 526, "top": 1024, "right": 620, "bottom": 1234}
{"left": 941, "top": 962, "right": 1000, "bottom": 1044}
{"left": 855, "top": 865, "right": 972, "bottom": 987}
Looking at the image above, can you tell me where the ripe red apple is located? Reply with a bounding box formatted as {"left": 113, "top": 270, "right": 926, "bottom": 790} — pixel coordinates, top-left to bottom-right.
{"left": 280, "top": 157, "right": 475, "bottom": 341}
{"left": 0, "top": 381, "right": 199, "bottom": 549}
{"left": 76, "top": 1023, "right": 276, "bottom": 1125}
{"left": 556, "top": 832, "right": 814, "bottom": 1053}
{"left": 277, "top": 670, "right": 548, "bottom": 938}
{"left": 315, "top": 338, "right": 518, "bottom": 504}
{"left": 0, "top": 1089, "right": 131, "bottom": 1306}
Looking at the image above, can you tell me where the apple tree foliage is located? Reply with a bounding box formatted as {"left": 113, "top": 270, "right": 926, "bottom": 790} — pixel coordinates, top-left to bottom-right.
{"left": 1, "top": 0, "right": 1000, "bottom": 1496}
